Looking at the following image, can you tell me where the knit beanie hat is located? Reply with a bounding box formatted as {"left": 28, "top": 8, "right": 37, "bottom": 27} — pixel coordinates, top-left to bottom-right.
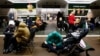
{"left": 8, "top": 20, "right": 15, "bottom": 26}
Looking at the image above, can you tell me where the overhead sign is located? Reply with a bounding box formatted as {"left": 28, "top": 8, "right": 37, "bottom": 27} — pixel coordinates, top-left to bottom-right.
{"left": 69, "top": 4, "right": 89, "bottom": 9}
{"left": 17, "top": 9, "right": 36, "bottom": 16}
{"left": 65, "top": 0, "right": 96, "bottom": 4}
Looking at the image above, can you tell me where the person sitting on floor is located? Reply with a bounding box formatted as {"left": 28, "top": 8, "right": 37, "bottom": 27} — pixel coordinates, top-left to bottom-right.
{"left": 42, "top": 31, "right": 63, "bottom": 55}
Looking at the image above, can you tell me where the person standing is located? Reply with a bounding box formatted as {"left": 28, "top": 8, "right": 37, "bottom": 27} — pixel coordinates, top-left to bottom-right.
{"left": 2, "top": 18, "right": 8, "bottom": 28}
{"left": 86, "top": 9, "right": 95, "bottom": 30}
{"left": 57, "top": 12, "right": 62, "bottom": 28}
{"left": 26, "top": 15, "right": 33, "bottom": 29}
{"left": 68, "top": 10, "right": 76, "bottom": 31}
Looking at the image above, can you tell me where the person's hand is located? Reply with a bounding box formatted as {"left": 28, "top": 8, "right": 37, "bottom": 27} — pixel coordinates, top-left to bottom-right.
{"left": 53, "top": 46, "right": 56, "bottom": 49}
{"left": 74, "top": 21, "right": 76, "bottom": 25}
{"left": 53, "top": 43, "right": 56, "bottom": 49}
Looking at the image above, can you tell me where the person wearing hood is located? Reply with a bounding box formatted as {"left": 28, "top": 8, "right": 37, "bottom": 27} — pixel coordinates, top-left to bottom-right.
{"left": 44, "top": 31, "right": 63, "bottom": 55}
{"left": 14, "top": 22, "right": 30, "bottom": 44}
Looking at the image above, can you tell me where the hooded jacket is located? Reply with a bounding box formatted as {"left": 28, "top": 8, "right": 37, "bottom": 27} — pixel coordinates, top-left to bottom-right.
{"left": 14, "top": 22, "right": 30, "bottom": 43}
{"left": 46, "top": 31, "right": 63, "bottom": 47}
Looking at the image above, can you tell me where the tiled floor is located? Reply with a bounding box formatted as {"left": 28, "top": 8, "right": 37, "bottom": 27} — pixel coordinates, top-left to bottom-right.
{"left": 0, "top": 37, "right": 100, "bottom": 56}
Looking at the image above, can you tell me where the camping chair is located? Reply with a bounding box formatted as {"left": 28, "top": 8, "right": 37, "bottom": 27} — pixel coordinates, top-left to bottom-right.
{"left": 26, "top": 38, "right": 34, "bottom": 54}
{"left": 16, "top": 31, "right": 35, "bottom": 54}
{"left": 25, "top": 28, "right": 36, "bottom": 53}
{"left": 17, "top": 37, "right": 34, "bottom": 54}
{"left": 65, "top": 41, "right": 95, "bottom": 56}
{"left": 24, "top": 30, "right": 35, "bottom": 54}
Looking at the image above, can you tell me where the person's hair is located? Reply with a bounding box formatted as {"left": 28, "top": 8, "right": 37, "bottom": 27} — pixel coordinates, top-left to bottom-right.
{"left": 27, "top": 15, "right": 29, "bottom": 17}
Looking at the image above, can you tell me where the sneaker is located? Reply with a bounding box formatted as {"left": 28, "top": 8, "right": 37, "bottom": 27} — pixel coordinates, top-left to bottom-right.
{"left": 3, "top": 49, "right": 6, "bottom": 54}
{"left": 3, "top": 49, "right": 9, "bottom": 54}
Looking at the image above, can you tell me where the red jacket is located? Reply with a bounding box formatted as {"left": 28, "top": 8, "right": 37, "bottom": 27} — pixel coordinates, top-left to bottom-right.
{"left": 68, "top": 14, "right": 75, "bottom": 25}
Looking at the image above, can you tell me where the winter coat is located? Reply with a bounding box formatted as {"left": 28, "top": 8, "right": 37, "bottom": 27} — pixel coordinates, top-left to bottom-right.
{"left": 68, "top": 14, "right": 75, "bottom": 25}
{"left": 14, "top": 22, "right": 30, "bottom": 43}
{"left": 26, "top": 18, "right": 33, "bottom": 27}
{"left": 46, "top": 31, "right": 63, "bottom": 47}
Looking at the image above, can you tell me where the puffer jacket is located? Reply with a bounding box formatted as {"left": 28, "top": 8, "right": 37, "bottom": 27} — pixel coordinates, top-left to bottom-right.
{"left": 14, "top": 22, "right": 30, "bottom": 43}
{"left": 68, "top": 14, "right": 75, "bottom": 25}
{"left": 46, "top": 31, "right": 63, "bottom": 47}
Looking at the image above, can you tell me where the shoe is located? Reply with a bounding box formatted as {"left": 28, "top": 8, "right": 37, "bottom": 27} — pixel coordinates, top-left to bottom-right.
{"left": 3, "top": 49, "right": 9, "bottom": 54}
{"left": 3, "top": 49, "right": 6, "bottom": 54}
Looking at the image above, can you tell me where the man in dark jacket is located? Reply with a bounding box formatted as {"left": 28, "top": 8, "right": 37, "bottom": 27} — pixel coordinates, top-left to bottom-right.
{"left": 26, "top": 15, "right": 33, "bottom": 29}
{"left": 68, "top": 10, "right": 76, "bottom": 31}
{"left": 3, "top": 20, "right": 15, "bottom": 54}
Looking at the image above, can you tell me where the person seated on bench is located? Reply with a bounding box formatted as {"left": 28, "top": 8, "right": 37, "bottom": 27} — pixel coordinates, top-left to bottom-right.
{"left": 42, "top": 31, "right": 63, "bottom": 55}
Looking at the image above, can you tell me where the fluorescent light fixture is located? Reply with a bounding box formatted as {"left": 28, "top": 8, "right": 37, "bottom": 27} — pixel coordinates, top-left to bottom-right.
{"left": 27, "top": 0, "right": 40, "bottom": 3}
{"left": 8, "top": 0, "right": 40, "bottom": 3}
{"left": 64, "top": 0, "right": 97, "bottom": 4}
{"left": 41, "top": 8, "right": 61, "bottom": 13}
